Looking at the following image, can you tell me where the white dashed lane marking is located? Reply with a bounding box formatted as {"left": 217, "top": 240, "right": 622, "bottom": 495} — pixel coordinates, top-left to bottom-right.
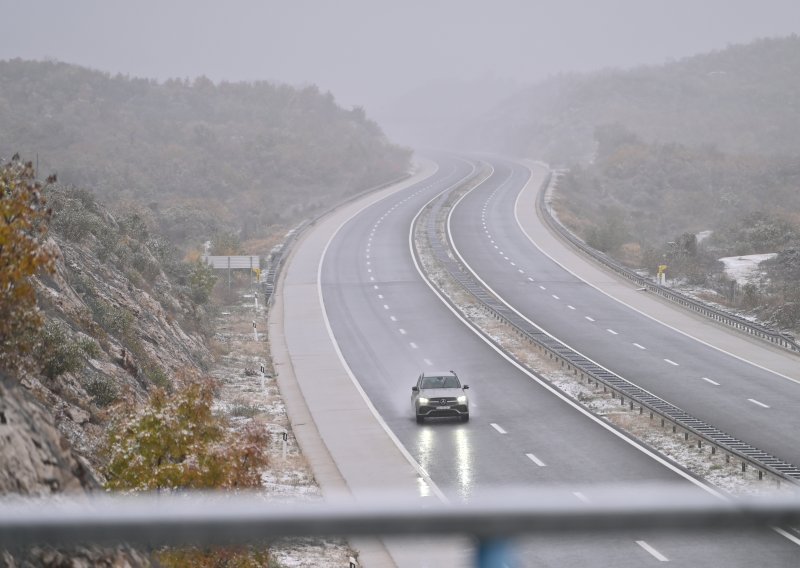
{"left": 490, "top": 423, "right": 507, "bottom": 434}
{"left": 636, "top": 541, "right": 669, "bottom": 562}
{"left": 633, "top": 343, "right": 646, "bottom": 350}
{"left": 424, "top": 358, "right": 433, "bottom": 366}
{"left": 585, "top": 316, "right": 595, "bottom": 322}
{"left": 399, "top": 329, "right": 406, "bottom": 335}
{"left": 748, "top": 398, "right": 770, "bottom": 408}
{"left": 552, "top": 294, "right": 560, "bottom": 300}
{"left": 700, "top": 377, "right": 719, "bottom": 386}
{"left": 539, "top": 285, "right": 547, "bottom": 290}
{"left": 390, "top": 316, "right": 397, "bottom": 322}
{"left": 664, "top": 359, "right": 679, "bottom": 366}
{"left": 526, "top": 453, "right": 546, "bottom": 467}
{"left": 607, "top": 329, "right": 618, "bottom": 335}
{"left": 409, "top": 342, "right": 418, "bottom": 349}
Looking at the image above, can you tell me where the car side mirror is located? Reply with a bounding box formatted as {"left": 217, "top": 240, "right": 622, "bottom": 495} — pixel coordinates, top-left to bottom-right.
{"left": 463, "top": 385, "right": 469, "bottom": 389}
{"left": 412, "top": 386, "right": 419, "bottom": 392}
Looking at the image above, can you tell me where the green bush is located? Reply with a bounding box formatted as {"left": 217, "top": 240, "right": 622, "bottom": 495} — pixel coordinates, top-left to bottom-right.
{"left": 189, "top": 260, "right": 217, "bottom": 305}
{"left": 84, "top": 374, "right": 119, "bottom": 407}
{"left": 37, "top": 321, "right": 96, "bottom": 380}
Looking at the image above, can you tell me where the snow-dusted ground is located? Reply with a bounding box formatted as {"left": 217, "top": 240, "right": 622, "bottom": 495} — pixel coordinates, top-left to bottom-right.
{"left": 210, "top": 296, "right": 354, "bottom": 566}
{"left": 719, "top": 253, "right": 777, "bottom": 286}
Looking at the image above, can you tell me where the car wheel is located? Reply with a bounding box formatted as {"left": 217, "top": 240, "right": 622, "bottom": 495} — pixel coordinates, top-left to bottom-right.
{"left": 461, "top": 414, "right": 469, "bottom": 423}
{"left": 416, "top": 414, "right": 424, "bottom": 424}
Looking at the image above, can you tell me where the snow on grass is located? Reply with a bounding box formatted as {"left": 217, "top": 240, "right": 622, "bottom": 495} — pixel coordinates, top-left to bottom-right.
{"left": 719, "top": 253, "right": 776, "bottom": 286}
{"left": 209, "top": 293, "right": 354, "bottom": 566}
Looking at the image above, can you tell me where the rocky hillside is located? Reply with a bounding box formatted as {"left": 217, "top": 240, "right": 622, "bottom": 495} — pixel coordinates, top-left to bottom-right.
{"left": 1, "top": 168, "right": 217, "bottom": 562}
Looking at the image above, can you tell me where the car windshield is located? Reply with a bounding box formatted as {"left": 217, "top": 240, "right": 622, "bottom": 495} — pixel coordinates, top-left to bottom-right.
{"left": 421, "top": 375, "right": 460, "bottom": 389}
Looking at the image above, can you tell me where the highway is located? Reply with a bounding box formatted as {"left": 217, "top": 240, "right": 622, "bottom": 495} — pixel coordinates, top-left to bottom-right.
{"left": 314, "top": 153, "right": 799, "bottom": 566}
{"left": 447, "top": 157, "right": 800, "bottom": 470}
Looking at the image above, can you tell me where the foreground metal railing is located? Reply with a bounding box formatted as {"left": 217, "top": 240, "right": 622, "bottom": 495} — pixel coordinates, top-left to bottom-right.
{"left": 537, "top": 171, "right": 800, "bottom": 353}
{"left": 1, "top": 486, "right": 799, "bottom": 566}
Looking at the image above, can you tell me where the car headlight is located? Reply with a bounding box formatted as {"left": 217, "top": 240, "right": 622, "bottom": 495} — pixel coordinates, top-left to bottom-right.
{"left": 457, "top": 395, "right": 467, "bottom": 403}
{"left": 418, "top": 397, "right": 429, "bottom": 405}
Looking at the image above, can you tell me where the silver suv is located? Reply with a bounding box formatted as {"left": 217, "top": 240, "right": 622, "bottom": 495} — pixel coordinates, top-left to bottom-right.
{"left": 411, "top": 371, "right": 469, "bottom": 423}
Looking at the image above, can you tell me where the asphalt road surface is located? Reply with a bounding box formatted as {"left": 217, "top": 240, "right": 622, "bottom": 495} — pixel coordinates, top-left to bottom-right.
{"left": 448, "top": 156, "right": 800, "bottom": 469}
{"left": 316, "top": 153, "right": 799, "bottom": 566}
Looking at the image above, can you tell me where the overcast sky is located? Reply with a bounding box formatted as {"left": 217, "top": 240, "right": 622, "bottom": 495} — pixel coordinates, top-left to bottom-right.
{"left": 2, "top": 0, "right": 799, "bottom": 140}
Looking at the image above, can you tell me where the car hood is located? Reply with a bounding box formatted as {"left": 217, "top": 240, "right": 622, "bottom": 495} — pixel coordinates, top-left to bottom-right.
{"left": 419, "top": 388, "right": 465, "bottom": 398}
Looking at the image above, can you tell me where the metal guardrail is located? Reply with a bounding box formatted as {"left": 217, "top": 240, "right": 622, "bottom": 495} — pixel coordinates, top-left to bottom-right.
{"left": 414, "top": 171, "right": 800, "bottom": 485}
{"left": 538, "top": 172, "right": 800, "bottom": 353}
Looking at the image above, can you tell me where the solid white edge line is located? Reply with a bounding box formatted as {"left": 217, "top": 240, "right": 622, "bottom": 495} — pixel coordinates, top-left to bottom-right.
{"left": 318, "top": 159, "right": 468, "bottom": 506}
{"left": 442, "top": 162, "right": 723, "bottom": 498}
{"left": 636, "top": 540, "right": 669, "bottom": 562}
{"left": 512, "top": 161, "right": 800, "bottom": 388}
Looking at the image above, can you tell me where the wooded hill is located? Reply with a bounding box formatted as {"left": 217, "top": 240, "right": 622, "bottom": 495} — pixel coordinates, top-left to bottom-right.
{"left": 469, "top": 35, "right": 800, "bottom": 164}
{"left": 506, "top": 35, "right": 800, "bottom": 333}
{"left": 0, "top": 59, "right": 411, "bottom": 247}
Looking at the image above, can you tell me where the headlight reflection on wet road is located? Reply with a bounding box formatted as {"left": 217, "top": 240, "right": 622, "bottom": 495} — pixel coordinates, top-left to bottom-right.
{"left": 414, "top": 425, "right": 473, "bottom": 499}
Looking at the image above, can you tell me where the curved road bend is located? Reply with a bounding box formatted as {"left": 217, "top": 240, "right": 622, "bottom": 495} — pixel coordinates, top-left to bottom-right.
{"left": 317, "top": 153, "right": 797, "bottom": 566}
{"left": 448, "top": 157, "right": 800, "bottom": 470}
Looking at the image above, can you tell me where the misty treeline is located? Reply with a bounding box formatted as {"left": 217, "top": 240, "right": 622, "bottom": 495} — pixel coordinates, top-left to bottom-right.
{"left": 554, "top": 126, "right": 800, "bottom": 330}
{"left": 470, "top": 35, "right": 800, "bottom": 163}
{"left": 0, "top": 59, "right": 411, "bottom": 249}
{"left": 465, "top": 35, "right": 800, "bottom": 331}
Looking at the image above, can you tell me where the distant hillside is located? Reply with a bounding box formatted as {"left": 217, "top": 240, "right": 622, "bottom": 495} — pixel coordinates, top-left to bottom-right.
{"left": 468, "top": 35, "right": 800, "bottom": 164}
{"left": 0, "top": 59, "right": 411, "bottom": 244}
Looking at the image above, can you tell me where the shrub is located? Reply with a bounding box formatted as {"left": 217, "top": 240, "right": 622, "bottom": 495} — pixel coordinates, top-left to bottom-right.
{"left": 37, "top": 320, "right": 99, "bottom": 380}
{"left": 0, "top": 158, "right": 57, "bottom": 373}
{"left": 84, "top": 374, "right": 119, "bottom": 407}
{"left": 189, "top": 259, "right": 217, "bottom": 304}
{"left": 104, "top": 368, "right": 269, "bottom": 491}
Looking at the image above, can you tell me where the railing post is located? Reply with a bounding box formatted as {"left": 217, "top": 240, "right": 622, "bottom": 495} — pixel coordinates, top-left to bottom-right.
{"left": 477, "top": 537, "right": 515, "bottom": 568}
